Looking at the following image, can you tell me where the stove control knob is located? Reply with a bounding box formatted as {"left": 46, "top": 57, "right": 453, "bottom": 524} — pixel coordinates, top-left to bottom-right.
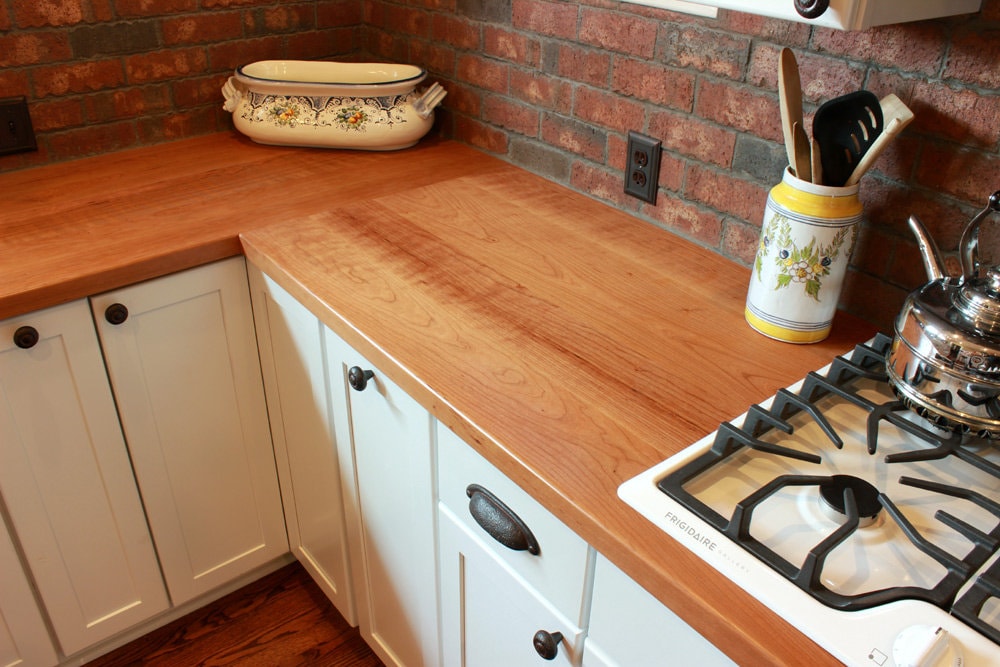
{"left": 892, "top": 625, "right": 964, "bottom": 667}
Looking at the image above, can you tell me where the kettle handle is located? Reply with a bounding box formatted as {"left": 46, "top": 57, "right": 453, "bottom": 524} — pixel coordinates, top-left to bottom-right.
{"left": 959, "top": 190, "right": 1000, "bottom": 281}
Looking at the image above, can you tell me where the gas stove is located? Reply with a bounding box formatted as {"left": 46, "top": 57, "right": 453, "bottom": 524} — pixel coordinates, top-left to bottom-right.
{"left": 619, "top": 334, "right": 1000, "bottom": 666}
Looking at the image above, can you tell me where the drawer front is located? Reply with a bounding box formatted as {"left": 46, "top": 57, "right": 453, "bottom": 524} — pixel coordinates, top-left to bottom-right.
{"left": 437, "top": 423, "right": 591, "bottom": 621}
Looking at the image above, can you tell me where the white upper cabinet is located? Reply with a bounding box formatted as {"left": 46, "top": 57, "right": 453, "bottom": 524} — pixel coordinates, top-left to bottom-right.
{"left": 92, "top": 257, "right": 287, "bottom": 606}
{"left": 625, "top": 0, "right": 982, "bottom": 30}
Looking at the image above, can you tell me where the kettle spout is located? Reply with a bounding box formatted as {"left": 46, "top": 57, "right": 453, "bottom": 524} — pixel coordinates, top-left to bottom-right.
{"left": 908, "top": 214, "right": 946, "bottom": 281}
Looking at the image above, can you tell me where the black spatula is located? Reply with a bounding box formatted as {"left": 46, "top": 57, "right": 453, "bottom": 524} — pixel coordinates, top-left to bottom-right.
{"left": 812, "top": 91, "right": 883, "bottom": 187}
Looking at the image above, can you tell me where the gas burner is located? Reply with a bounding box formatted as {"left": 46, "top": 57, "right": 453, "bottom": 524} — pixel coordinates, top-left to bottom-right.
{"left": 622, "top": 333, "right": 1000, "bottom": 664}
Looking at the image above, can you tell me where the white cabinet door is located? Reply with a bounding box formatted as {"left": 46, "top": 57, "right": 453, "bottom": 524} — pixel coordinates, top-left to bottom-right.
{"left": 582, "top": 554, "right": 735, "bottom": 667}
{"left": 0, "top": 300, "right": 168, "bottom": 655}
{"left": 438, "top": 507, "right": 582, "bottom": 667}
{"left": 92, "top": 257, "right": 287, "bottom": 606}
{"left": 0, "top": 513, "right": 58, "bottom": 667}
{"left": 325, "top": 332, "right": 439, "bottom": 667}
{"left": 248, "top": 266, "right": 356, "bottom": 624}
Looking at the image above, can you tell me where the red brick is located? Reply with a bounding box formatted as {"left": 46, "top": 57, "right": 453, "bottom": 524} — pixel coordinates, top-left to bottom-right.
{"left": 84, "top": 85, "right": 172, "bottom": 121}
{"left": 746, "top": 44, "right": 865, "bottom": 105}
{"left": 137, "top": 107, "right": 218, "bottom": 143}
{"left": 649, "top": 109, "right": 736, "bottom": 168}
{"left": 173, "top": 74, "right": 229, "bottom": 107}
{"left": 92, "top": 0, "right": 115, "bottom": 21}
{"left": 647, "top": 195, "right": 723, "bottom": 246}
{"left": 915, "top": 145, "right": 999, "bottom": 204}
{"left": 202, "top": 0, "right": 273, "bottom": 7}
{"left": 0, "top": 3, "right": 10, "bottom": 30}
{"left": 317, "top": 0, "right": 363, "bottom": 27}
{"left": 512, "top": 0, "right": 578, "bottom": 40}
{"left": 114, "top": 0, "right": 197, "bottom": 17}
{"left": 578, "top": 7, "right": 657, "bottom": 58}
{"left": 454, "top": 116, "right": 508, "bottom": 154}
{"left": 443, "top": 84, "right": 480, "bottom": 117}
{"left": 126, "top": 48, "right": 208, "bottom": 83}
{"left": 162, "top": 12, "right": 242, "bottom": 45}
{"left": 483, "top": 95, "right": 538, "bottom": 137}
{"left": 541, "top": 114, "right": 604, "bottom": 162}
{"left": 33, "top": 60, "right": 126, "bottom": 97}
{"left": 722, "top": 219, "right": 763, "bottom": 265}
{"left": 433, "top": 15, "right": 480, "bottom": 51}
{"left": 286, "top": 28, "right": 356, "bottom": 59}
{"left": 910, "top": 82, "right": 1000, "bottom": 149}
{"left": 369, "top": 4, "right": 429, "bottom": 36}
{"left": 981, "top": 0, "right": 1000, "bottom": 20}
{"left": 570, "top": 161, "right": 635, "bottom": 210}
{"left": 555, "top": 44, "right": 609, "bottom": 88}
{"left": 46, "top": 121, "right": 138, "bottom": 161}
{"left": 456, "top": 54, "right": 508, "bottom": 93}
{"left": 945, "top": 28, "right": 1000, "bottom": 89}
{"left": 408, "top": 41, "right": 456, "bottom": 76}
{"left": 30, "top": 98, "right": 85, "bottom": 132}
{"left": 0, "top": 32, "right": 73, "bottom": 67}
{"left": 573, "top": 87, "right": 644, "bottom": 134}
{"left": 207, "top": 36, "right": 284, "bottom": 72}
{"left": 811, "top": 23, "right": 947, "bottom": 77}
{"left": 660, "top": 26, "right": 750, "bottom": 81}
{"left": 13, "top": 0, "right": 85, "bottom": 28}
{"left": 840, "top": 269, "right": 908, "bottom": 333}
{"left": 611, "top": 58, "right": 694, "bottom": 111}
{"left": 695, "top": 79, "right": 781, "bottom": 143}
{"left": 509, "top": 70, "right": 571, "bottom": 113}
{"left": 720, "top": 11, "right": 810, "bottom": 46}
{"left": 263, "top": 4, "right": 317, "bottom": 32}
{"left": 484, "top": 27, "right": 539, "bottom": 68}
{"left": 0, "top": 70, "right": 30, "bottom": 97}
{"left": 685, "top": 165, "right": 768, "bottom": 224}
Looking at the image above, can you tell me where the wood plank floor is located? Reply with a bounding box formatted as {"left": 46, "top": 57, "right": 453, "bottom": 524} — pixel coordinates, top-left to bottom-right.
{"left": 85, "top": 563, "right": 384, "bottom": 666}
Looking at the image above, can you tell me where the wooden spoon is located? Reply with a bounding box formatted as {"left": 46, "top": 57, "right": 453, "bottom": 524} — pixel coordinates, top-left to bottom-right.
{"left": 778, "top": 48, "right": 804, "bottom": 174}
{"left": 844, "top": 95, "right": 915, "bottom": 186}
{"left": 793, "top": 121, "right": 811, "bottom": 183}
{"left": 811, "top": 137, "right": 823, "bottom": 185}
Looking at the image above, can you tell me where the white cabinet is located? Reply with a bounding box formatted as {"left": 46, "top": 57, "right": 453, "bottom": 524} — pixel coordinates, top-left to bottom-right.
{"left": 624, "top": 0, "right": 981, "bottom": 30}
{"left": 582, "top": 554, "right": 735, "bottom": 667}
{"left": 437, "top": 423, "right": 592, "bottom": 667}
{"left": 248, "top": 267, "right": 356, "bottom": 624}
{"left": 92, "top": 257, "right": 287, "bottom": 607}
{"left": 0, "top": 299, "right": 169, "bottom": 656}
{"left": 0, "top": 513, "right": 58, "bottom": 667}
{"left": 324, "top": 331, "right": 440, "bottom": 667}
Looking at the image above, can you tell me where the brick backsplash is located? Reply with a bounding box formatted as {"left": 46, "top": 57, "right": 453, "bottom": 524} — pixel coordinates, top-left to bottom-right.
{"left": 1, "top": 0, "right": 998, "bottom": 332}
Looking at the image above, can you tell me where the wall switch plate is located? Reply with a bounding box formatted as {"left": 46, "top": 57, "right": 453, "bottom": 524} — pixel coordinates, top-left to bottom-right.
{"left": 0, "top": 97, "right": 38, "bottom": 156}
{"left": 624, "top": 130, "right": 661, "bottom": 204}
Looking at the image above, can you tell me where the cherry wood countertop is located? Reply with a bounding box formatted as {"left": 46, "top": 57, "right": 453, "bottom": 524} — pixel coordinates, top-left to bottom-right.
{"left": 3, "top": 133, "right": 877, "bottom": 665}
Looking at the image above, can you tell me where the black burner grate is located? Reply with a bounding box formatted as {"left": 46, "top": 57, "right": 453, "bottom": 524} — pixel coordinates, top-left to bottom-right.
{"left": 658, "top": 333, "right": 1000, "bottom": 644}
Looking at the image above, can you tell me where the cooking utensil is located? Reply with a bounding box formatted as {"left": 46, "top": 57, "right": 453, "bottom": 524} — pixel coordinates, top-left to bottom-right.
{"left": 844, "top": 94, "right": 914, "bottom": 186}
{"left": 778, "top": 48, "right": 805, "bottom": 176}
{"left": 413, "top": 82, "right": 447, "bottom": 119}
{"left": 886, "top": 190, "right": 1000, "bottom": 438}
{"left": 810, "top": 137, "right": 823, "bottom": 185}
{"left": 812, "top": 90, "right": 883, "bottom": 187}
{"left": 793, "top": 121, "right": 811, "bottom": 183}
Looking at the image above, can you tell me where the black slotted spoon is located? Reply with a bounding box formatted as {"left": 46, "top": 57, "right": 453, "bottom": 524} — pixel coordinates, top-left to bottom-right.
{"left": 812, "top": 90, "right": 883, "bottom": 187}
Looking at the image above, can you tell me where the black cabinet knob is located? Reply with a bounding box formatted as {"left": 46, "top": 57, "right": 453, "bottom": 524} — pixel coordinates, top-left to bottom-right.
{"left": 532, "top": 630, "right": 563, "bottom": 660}
{"left": 13, "top": 325, "right": 39, "bottom": 349}
{"left": 348, "top": 366, "right": 374, "bottom": 391}
{"left": 105, "top": 303, "right": 129, "bottom": 325}
{"left": 793, "top": 0, "right": 829, "bottom": 19}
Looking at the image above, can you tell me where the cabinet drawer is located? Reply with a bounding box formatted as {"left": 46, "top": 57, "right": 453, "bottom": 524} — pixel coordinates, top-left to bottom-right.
{"left": 437, "top": 423, "right": 590, "bottom": 621}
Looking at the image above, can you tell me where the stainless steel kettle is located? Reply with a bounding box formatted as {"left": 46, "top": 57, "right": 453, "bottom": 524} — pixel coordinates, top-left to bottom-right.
{"left": 886, "top": 190, "right": 1000, "bottom": 438}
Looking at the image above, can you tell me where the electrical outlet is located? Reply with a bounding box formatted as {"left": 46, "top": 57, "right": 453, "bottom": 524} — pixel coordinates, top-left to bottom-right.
{"left": 623, "top": 130, "right": 661, "bottom": 204}
{"left": 0, "top": 97, "right": 38, "bottom": 156}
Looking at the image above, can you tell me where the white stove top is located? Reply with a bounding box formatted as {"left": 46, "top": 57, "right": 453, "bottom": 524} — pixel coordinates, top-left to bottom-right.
{"left": 619, "top": 337, "right": 1000, "bottom": 666}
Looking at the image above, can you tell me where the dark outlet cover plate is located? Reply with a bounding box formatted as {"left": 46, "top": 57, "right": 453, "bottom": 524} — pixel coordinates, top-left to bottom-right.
{"left": 624, "top": 130, "right": 661, "bottom": 204}
{"left": 0, "top": 97, "right": 38, "bottom": 156}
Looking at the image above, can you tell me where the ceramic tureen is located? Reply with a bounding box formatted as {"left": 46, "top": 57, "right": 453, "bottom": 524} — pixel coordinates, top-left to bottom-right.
{"left": 222, "top": 60, "right": 446, "bottom": 151}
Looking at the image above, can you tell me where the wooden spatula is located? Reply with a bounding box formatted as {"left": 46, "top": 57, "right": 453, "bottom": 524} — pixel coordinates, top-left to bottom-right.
{"left": 778, "top": 48, "right": 804, "bottom": 175}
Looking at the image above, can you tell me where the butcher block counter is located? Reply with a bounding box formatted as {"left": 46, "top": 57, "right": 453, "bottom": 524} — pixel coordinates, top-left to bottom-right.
{"left": 1, "top": 132, "right": 876, "bottom": 665}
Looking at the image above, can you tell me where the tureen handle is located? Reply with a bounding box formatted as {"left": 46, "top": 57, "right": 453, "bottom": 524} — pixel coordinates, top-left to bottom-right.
{"left": 221, "top": 76, "right": 241, "bottom": 113}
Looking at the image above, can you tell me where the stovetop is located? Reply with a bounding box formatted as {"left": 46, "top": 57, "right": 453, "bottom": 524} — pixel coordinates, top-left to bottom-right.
{"left": 620, "top": 334, "right": 1000, "bottom": 666}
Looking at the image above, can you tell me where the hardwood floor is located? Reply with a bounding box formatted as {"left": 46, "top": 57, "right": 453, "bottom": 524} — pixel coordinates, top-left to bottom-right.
{"left": 85, "top": 563, "right": 384, "bottom": 666}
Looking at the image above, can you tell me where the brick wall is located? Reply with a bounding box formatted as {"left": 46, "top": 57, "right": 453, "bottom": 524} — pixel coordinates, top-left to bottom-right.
{"left": 2, "top": 0, "right": 998, "bottom": 331}
{"left": 0, "top": 0, "right": 363, "bottom": 168}
{"left": 362, "top": 0, "right": 1000, "bottom": 330}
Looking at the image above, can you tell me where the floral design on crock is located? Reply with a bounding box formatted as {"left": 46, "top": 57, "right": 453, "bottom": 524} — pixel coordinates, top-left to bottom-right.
{"left": 755, "top": 214, "right": 857, "bottom": 301}
{"left": 241, "top": 93, "right": 409, "bottom": 131}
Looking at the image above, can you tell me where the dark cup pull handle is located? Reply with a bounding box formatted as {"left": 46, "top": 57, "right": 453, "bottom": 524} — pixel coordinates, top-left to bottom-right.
{"left": 793, "top": 0, "right": 829, "bottom": 19}
{"left": 533, "top": 630, "right": 563, "bottom": 660}
{"left": 348, "top": 366, "right": 374, "bottom": 391}
{"left": 105, "top": 303, "right": 129, "bottom": 325}
{"left": 13, "top": 326, "right": 39, "bottom": 349}
{"left": 466, "top": 484, "right": 540, "bottom": 555}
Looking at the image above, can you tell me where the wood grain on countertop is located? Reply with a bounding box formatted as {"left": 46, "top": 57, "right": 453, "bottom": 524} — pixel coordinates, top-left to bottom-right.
{"left": 242, "top": 167, "right": 877, "bottom": 666}
{"left": 4, "top": 132, "right": 877, "bottom": 665}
